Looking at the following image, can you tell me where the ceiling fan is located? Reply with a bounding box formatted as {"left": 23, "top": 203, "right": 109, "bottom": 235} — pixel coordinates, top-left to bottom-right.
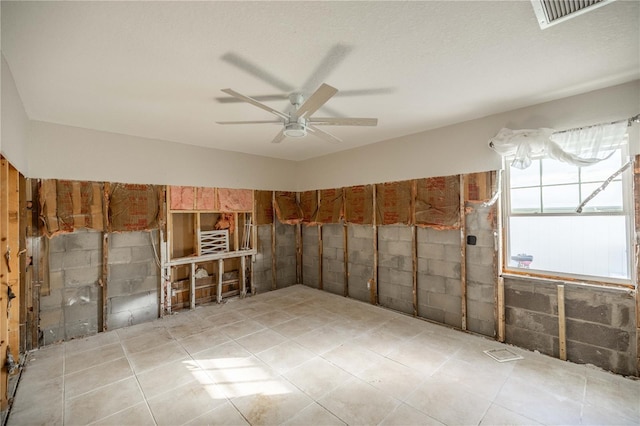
{"left": 216, "top": 83, "right": 378, "bottom": 144}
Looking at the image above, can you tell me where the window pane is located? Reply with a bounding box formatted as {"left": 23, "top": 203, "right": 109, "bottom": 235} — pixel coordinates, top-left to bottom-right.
{"left": 541, "top": 159, "right": 579, "bottom": 185}
{"left": 511, "top": 187, "right": 540, "bottom": 213}
{"left": 508, "top": 216, "right": 629, "bottom": 279}
{"left": 509, "top": 160, "right": 540, "bottom": 188}
{"left": 580, "top": 181, "right": 623, "bottom": 212}
{"left": 542, "top": 184, "right": 579, "bottom": 212}
{"left": 581, "top": 152, "right": 623, "bottom": 183}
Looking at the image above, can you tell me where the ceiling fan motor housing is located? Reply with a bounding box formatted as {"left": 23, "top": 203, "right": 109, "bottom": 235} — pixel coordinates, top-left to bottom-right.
{"left": 284, "top": 116, "right": 308, "bottom": 138}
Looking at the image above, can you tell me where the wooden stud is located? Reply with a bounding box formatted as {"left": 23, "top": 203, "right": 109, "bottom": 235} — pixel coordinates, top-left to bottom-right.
{"left": 318, "top": 224, "right": 323, "bottom": 290}
{"left": 343, "top": 221, "right": 349, "bottom": 297}
{"left": 371, "top": 184, "right": 378, "bottom": 305}
{"left": 195, "top": 212, "right": 202, "bottom": 256}
{"left": 7, "top": 164, "right": 20, "bottom": 363}
{"left": 101, "top": 183, "right": 110, "bottom": 332}
{"left": 217, "top": 259, "right": 224, "bottom": 303}
{"left": 18, "top": 174, "right": 27, "bottom": 354}
{"left": 190, "top": 262, "right": 196, "bottom": 309}
{"left": 1, "top": 158, "right": 10, "bottom": 410}
{"left": 240, "top": 255, "right": 247, "bottom": 297}
{"left": 271, "top": 191, "right": 277, "bottom": 291}
{"left": 460, "top": 174, "right": 467, "bottom": 331}
{"left": 557, "top": 284, "right": 567, "bottom": 361}
{"left": 495, "top": 170, "right": 506, "bottom": 342}
{"left": 233, "top": 212, "right": 239, "bottom": 251}
{"left": 411, "top": 180, "right": 418, "bottom": 317}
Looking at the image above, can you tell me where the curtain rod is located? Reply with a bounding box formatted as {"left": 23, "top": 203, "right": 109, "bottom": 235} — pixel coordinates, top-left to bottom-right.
{"left": 552, "top": 113, "right": 640, "bottom": 136}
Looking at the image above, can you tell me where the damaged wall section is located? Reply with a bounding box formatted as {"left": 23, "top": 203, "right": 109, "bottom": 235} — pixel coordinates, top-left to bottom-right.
{"left": 41, "top": 230, "right": 102, "bottom": 344}
{"left": 347, "top": 224, "right": 374, "bottom": 303}
{"left": 505, "top": 277, "right": 637, "bottom": 376}
{"left": 106, "top": 231, "right": 160, "bottom": 330}
{"left": 302, "top": 225, "right": 320, "bottom": 289}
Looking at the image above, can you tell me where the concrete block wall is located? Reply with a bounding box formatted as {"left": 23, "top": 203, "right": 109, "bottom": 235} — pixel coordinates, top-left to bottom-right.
{"left": 505, "top": 277, "right": 637, "bottom": 376}
{"left": 378, "top": 226, "right": 414, "bottom": 315}
{"left": 465, "top": 204, "right": 497, "bottom": 337}
{"left": 42, "top": 230, "right": 102, "bottom": 345}
{"left": 302, "top": 225, "right": 320, "bottom": 289}
{"left": 416, "top": 228, "right": 462, "bottom": 327}
{"left": 253, "top": 225, "right": 273, "bottom": 293}
{"left": 321, "top": 224, "right": 345, "bottom": 295}
{"left": 275, "top": 220, "right": 297, "bottom": 287}
{"left": 347, "top": 224, "right": 374, "bottom": 303}
{"left": 106, "top": 230, "right": 160, "bottom": 330}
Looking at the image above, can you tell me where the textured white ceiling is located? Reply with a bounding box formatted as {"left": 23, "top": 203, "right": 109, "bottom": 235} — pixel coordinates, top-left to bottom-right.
{"left": 2, "top": 1, "right": 639, "bottom": 161}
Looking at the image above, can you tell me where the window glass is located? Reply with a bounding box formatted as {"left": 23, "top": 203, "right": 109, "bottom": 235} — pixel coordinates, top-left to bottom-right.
{"left": 541, "top": 159, "right": 579, "bottom": 185}
{"left": 510, "top": 159, "right": 540, "bottom": 188}
{"left": 505, "top": 146, "right": 631, "bottom": 282}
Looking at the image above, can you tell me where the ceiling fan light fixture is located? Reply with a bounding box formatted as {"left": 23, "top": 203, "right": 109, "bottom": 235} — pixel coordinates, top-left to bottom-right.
{"left": 284, "top": 122, "right": 307, "bottom": 138}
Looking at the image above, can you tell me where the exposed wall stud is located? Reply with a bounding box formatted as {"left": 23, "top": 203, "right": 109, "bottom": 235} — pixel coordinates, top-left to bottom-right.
{"left": 460, "top": 174, "right": 467, "bottom": 331}
{"left": 372, "top": 184, "right": 378, "bottom": 305}
{"left": 558, "top": 284, "right": 567, "bottom": 361}
{"left": 271, "top": 191, "right": 277, "bottom": 291}
{"left": 411, "top": 180, "right": 418, "bottom": 317}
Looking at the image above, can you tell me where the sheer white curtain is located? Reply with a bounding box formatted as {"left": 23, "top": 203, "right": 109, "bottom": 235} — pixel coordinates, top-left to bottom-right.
{"left": 489, "top": 121, "right": 628, "bottom": 169}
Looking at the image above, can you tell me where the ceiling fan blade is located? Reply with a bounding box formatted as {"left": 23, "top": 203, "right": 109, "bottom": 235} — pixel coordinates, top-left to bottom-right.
{"left": 221, "top": 89, "right": 289, "bottom": 120}
{"left": 221, "top": 52, "right": 294, "bottom": 92}
{"left": 270, "top": 129, "right": 286, "bottom": 144}
{"left": 296, "top": 83, "right": 338, "bottom": 118}
{"left": 308, "top": 117, "right": 378, "bottom": 126}
{"left": 301, "top": 44, "right": 352, "bottom": 94}
{"left": 216, "top": 94, "right": 289, "bottom": 104}
{"left": 216, "top": 120, "right": 282, "bottom": 125}
{"left": 335, "top": 87, "right": 396, "bottom": 97}
{"left": 307, "top": 125, "right": 342, "bottom": 143}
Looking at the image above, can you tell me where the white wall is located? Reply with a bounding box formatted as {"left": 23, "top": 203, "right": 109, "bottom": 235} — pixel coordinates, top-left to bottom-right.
{"left": 27, "top": 121, "right": 298, "bottom": 190}
{"left": 1, "top": 54, "right": 29, "bottom": 172}
{"left": 295, "top": 80, "right": 640, "bottom": 191}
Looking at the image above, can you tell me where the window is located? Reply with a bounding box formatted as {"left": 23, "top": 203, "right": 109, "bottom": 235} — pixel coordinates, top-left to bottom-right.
{"left": 505, "top": 146, "right": 633, "bottom": 283}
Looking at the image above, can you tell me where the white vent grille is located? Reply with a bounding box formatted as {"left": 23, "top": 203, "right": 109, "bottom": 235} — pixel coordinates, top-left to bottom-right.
{"left": 531, "top": 0, "right": 614, "bottom": 29}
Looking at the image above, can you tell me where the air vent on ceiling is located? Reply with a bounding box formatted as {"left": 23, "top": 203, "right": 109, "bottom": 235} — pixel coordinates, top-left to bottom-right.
{"left": 531, "top": 0, "right": 615, "bottom": 29}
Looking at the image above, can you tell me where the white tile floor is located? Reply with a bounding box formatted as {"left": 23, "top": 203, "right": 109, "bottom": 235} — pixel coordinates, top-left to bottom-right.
{"left": 7, "top": 285, "right": 640, "bottom": 425}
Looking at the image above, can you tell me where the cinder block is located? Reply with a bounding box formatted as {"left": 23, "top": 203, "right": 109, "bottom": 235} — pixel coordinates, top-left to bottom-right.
{"left": 467, "top": 246, "right": 495, "bottom": 267}
{"left": 467, "top": 317, "right": 495, "bottom": 337}
{"left": 425, "top": 228, "right": 459, "bottom": 245}
{"left": 64, "top": 266, "right": 101, "bottom": 287}
{"left": 378, "top": 254, "right": 400, "bottom": 270}
{"left": 39, "top": 307, "right": 64, "bottom": 329}
{"left": 428, "top": 259, "right": 461, "bottom": 279}
{"left": 49, "top": 270, "right": 65, "bottom": 290}
{"left": 428, "top": 292, "right": 462, "bottom": 315}
{"left": 566, "top": 319, "right": 629, "bottom": 352}
{"left": 390, "top": 270, "right": 413, "bottom": 287}
{"left": 63, "top": 285, "right": 99, "bottom": 306}
{"left": 506, "top": 325, "right": 557, "bottom": 358}
{"left": 418, "top": 274, "right": 446, "bottom": 294}
{"left": 109, "top": 231, "right": 153, "bottom": 248}
{"left": 64, "top": 300, "right": 99, "bottom": 325}
{"left": 65, "top": 231, "right": 102, "bottom": 251}
{"left": 327, "top": 259, "right": 344, "bottom": 274}
{"left": 566, "top": 340, "right": 634, "bottom": 376}
{"left": 385, "top": 241, "right": 412, "bottom": 257}
{"left": 49, "top": 252, "right": 63, "bottom": 272}
{"left": 418, "top": 304, "right": 445, "bottom": 323}
{"left": 563, "top": 288, "right": 614, "bottom": 326}
{"left": 445, "top": 278, "right": 462, "bottom": 297}
{"left": 504, "top": 285, "right": 555, "bottom": 315}
{"left": 466, "top": 280, "right": 494, "bottom": 303}
{"left": 131, "top": 245, "right": 156, "bottom": 262}
{"left": 106, "top": 310, "right": 134, "bottom": 330}
{"left": 323, "top": 224, "right": 343, "bottom": 238}
{"left": 40, "top": 289, "right": 63, "bottom": 309}
{"left": 64, "top": 318, "right": 99, "bottom": 340}
{"left": 42, "top": 326, "right": 65, "bottom": 346}
{"left": 109, "top": 263, "right": 149, "bottom": 281}
{"left": 48, "top": 236, "right": 66, "bottom": 253}
{"left": 505, "top": 306, "right": 557, "bottom": 336}
{"left": 467, "top": 264, "right": 495, "bottom": 286}
{"left": 378, "top": 226, "right": 399, "bottom": 241}
{"left": 467, "top": 299, "right": 495, "bottom": 323}
{"left": 398, "top": 227, "right": 413, "bottom": 242}
{"left": 63, "top": 250, "right": 92, "bottom": 269}
{"left": 444, "top": 311, "right": 463, "bottom": 328}
{"left": 90, "top": 250, "right": 104, "bottom": 267}
{"left": 444, "top": 244, "right": 462, "bottom": 260}
{"left": 418, "top": 243, "right": 444, "bottom": 260}
{"left": 349, "top": 224, "right": 373, "bottom": 240}
{"left": 109, "top": 291, "right": 158, "bottom": 314}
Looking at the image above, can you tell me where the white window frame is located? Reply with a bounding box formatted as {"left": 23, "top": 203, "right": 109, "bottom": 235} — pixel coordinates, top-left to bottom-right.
{"left": 502, "top": 144, "right": 635, "bottom": 287}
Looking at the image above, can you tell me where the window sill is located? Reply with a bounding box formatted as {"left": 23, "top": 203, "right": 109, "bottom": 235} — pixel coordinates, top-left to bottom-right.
{"left": 501, "top": 271, "right": 635, "bottom": 292}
